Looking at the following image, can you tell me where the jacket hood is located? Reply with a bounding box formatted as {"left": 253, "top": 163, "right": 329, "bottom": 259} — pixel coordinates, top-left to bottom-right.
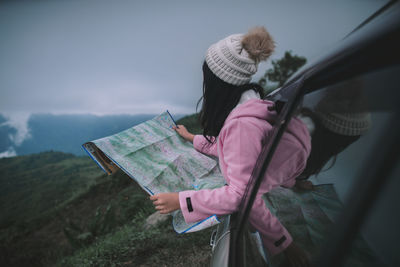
{"left": 225, "top": 98, "right": 311, "bottom": 154}
{"left": 226, "top": 99, "right": 278, "bottom": 124}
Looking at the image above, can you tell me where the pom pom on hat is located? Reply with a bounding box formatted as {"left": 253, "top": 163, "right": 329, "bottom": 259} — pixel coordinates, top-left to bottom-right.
{"left": 242, "top": 26, "right": 275, "bottom": 63}
{"left": 205, "top": 26, "right": 275, "bottom": 85}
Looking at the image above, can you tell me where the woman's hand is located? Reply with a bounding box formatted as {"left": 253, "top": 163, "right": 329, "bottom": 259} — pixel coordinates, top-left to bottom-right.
{"left": 295, "top": 179, "right": 314, "bottom": 191}
{"left": 150, "top": 192, "right": 180, "bottom": 214}
{"left": 173, "top": 125, "right": 194, "bottom": 143}
{"left": 282, "top": 241, "right": 311, "bottom": 267}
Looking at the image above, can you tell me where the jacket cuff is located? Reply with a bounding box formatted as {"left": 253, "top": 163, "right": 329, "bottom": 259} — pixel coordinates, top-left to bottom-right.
{"left": 264, "top": 230, "right": 293, "bottom": 256}
{"left": 178, "top": 190, "right": 198, "bottom": 223}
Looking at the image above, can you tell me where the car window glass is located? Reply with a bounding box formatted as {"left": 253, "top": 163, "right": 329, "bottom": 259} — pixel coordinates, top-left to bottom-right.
{"left": 295, "top": 68, "right": 399, "bottom": 266}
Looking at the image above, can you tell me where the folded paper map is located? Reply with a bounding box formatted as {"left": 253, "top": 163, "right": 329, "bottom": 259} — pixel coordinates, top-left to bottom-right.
{"left": 82, "top": 111, "right": 225, "bottom": 233}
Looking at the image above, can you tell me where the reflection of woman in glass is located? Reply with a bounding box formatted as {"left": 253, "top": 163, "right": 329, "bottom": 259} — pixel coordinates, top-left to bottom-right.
{"left": 296, "top": 109, "right": 371, "bottom": 185}
{"left": 296, "top": 82, "right": 372, "bottom": 189}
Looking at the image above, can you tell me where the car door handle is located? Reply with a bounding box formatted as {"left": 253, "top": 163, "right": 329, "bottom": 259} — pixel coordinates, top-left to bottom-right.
{"left": 210, "top": 229, "right": 217, "bottom": 249}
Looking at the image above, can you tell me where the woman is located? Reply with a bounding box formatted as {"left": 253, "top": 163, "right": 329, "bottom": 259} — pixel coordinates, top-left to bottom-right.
{"left": 150, "top": 26, "right": 312, "bottom": 265}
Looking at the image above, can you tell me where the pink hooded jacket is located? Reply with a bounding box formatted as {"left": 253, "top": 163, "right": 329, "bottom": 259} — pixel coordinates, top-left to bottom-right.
{"left": 178, "top": 98, "right": 311, "bottom": 255}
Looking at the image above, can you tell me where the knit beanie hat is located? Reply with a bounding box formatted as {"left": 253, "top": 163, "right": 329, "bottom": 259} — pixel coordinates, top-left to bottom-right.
{"left": 205, "top": 26, "right": 275, "bottom": 86}
{"left": 313, "top": 78, "right": 372, "bottom": 136}
{"left": 316, "top": 111, "right": 372, "bottom": 136}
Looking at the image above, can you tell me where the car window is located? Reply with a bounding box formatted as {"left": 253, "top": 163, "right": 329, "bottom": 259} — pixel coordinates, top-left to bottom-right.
{"left": 296, "top": 66, "right": 400, "bottom": 266}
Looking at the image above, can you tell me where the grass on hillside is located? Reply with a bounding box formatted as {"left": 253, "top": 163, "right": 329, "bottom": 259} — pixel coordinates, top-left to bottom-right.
{"left": 0, "top": 151, "right": 102, "bottom": 228}
{"left": 58, "top": 213, "right": 213, "bottom": 267}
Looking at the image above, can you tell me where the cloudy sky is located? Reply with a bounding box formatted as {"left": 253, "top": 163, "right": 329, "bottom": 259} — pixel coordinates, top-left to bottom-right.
{"left": 0, "top": 0, "right": 386, "bottom": 118}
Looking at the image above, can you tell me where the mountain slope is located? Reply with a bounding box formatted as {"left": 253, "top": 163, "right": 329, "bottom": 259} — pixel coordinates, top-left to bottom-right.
{"left": 0, "top": 151, "right": 102, "bottom": 227}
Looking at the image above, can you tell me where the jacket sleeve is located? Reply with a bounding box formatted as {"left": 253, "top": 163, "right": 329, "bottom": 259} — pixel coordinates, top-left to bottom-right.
{"left": 248, "top": 195, "right": 293, "bottom": 255}
{"left": 193, "top": 134, "right": 218, "bottom": 157}
{"left": 178, "top": 185, "right": 242, "bottom": 223}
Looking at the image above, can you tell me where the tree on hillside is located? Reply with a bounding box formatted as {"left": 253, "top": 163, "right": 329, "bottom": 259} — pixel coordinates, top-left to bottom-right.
{"left": 259, "top": 51, "right": 307, "bottom": 93}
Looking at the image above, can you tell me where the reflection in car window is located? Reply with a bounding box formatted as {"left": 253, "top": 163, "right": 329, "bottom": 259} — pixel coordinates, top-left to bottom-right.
{"left": 285, "top": 73, "right": 397, "bottom": 266}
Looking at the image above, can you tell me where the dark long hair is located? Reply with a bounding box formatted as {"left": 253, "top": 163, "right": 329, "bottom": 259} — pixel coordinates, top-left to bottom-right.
{"left": 298, "top": 108, "right": 361, "bottom": 180}
{"left": 197, "top": 61, "right": 264, "bottom": 143}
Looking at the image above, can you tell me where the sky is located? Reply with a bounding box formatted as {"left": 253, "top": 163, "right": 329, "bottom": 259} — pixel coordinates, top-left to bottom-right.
{"left": 0, "top": 0, "right": 386, "bottom": 119}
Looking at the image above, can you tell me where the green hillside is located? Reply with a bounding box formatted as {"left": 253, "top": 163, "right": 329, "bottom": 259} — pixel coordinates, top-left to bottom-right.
{"left": 0, "top": 151, "right": 101, "bottom": 227}
{"left": 0, "top": 113, "right": 211, "bottom": 267}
